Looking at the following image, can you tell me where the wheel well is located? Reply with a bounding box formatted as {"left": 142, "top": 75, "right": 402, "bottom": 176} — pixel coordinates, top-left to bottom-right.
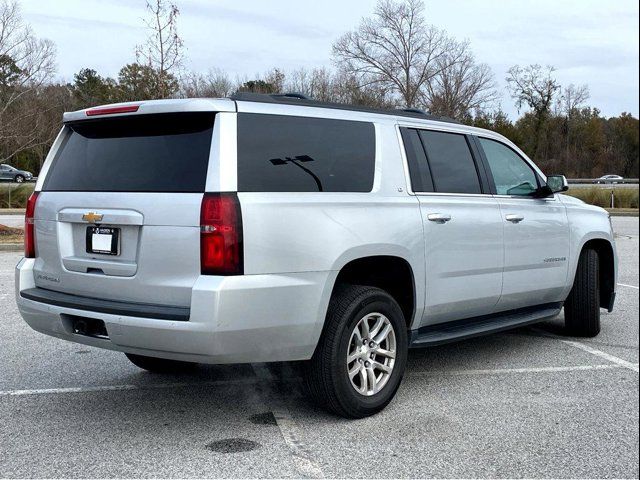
{"left": 333, "top": 256, "right": 415, "bottom": 327}
{"left": 582, "top": 239, "right": 615, "bottom": 311}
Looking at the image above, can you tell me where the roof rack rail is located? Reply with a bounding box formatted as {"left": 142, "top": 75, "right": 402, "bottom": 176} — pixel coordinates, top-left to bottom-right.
{"left": 400, "top": 108, "right": 429, "bottom": 115}
{"left": 272, "top": 92, "right": 312, "bottom": 100}
{"left": 229, "top": 92, "right": 311, "bottom": 102}
{"left": 228, "top": 92, "right": 460, "bottom": 124}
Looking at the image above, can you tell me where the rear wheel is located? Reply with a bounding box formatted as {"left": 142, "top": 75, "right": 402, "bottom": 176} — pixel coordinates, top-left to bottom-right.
{"left": 305, "top": 285, "right": 408, "bottom": 418}
{"left": 14, "top": 175, "right": 24, "bottom": 183}
{"left": 564, "top": 249, "right": 601, "bottom": 337}
{"left": 125, "top": 353, "right": 197, "bottom": 373}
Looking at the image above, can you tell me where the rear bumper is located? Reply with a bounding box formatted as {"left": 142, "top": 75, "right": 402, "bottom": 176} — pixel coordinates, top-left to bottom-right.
{"left": 16, "top": 258, "right": 335, "bottom": 364}
{"left": 20, "top": 287, "right": 190, "bottom": 321}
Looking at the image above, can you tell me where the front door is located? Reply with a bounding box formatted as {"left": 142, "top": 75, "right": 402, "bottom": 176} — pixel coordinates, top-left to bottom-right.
{"left": 475, "top": 137, "right": 570, "bottom": 311}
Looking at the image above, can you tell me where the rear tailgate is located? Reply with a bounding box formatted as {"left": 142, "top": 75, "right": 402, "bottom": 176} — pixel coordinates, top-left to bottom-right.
{"left": 32, "top": 111, "right": 216, "bottom": 308}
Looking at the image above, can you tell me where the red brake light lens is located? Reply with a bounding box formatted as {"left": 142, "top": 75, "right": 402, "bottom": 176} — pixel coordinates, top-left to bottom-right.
{"left": 24, "top": 192, "right": 39, "bottom": 258}
{"left": 85, "top": 105, "right": 140, "bottom": 116}
{"left": 200, "top": 193, "right": 243, "bottom": 275}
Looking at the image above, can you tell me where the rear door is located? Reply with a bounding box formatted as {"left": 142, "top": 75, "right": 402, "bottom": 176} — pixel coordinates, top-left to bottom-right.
{"left": 33, "top": 111, "right": 216, "bottom": 308}
{"left": 475, "top": 136, "right": 570, "bottom": 310}
{"left": 401, "top": 127, "right": 504, "bottom": 326}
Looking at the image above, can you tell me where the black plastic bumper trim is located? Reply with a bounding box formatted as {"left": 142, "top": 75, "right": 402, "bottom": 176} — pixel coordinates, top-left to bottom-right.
{"left": 20, "top": 287, "right": 190, "bottom": 321}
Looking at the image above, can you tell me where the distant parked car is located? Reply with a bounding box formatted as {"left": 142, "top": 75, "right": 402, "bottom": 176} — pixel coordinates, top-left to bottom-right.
{"left": 594, "top": 174, "right": 624, "bottom": 184}
{"left": 0, "top": 164, "right": 33, "bottom": 183}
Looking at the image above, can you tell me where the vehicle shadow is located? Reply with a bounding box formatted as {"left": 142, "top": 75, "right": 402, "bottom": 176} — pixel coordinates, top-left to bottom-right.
{"left": 37, "top": 313, "right": 579, "bottom": 431}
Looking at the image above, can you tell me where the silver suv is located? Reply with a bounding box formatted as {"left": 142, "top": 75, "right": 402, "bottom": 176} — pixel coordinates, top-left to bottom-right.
{"left": 15, "top": 94, "right": 617, "bottom": 418}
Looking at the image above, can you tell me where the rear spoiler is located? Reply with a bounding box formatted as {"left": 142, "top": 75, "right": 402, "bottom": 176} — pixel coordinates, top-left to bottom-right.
{"left": 63, "top": 98, "right": 236, "bottom": 123}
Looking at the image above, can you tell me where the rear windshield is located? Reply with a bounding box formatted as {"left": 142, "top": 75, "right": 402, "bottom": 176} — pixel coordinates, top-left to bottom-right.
{"left": 43, "top": 113, "right": 215, "bottom": 192}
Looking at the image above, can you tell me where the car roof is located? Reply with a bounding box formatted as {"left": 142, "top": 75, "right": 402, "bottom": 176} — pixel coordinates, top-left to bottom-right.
{"left": 62, "top": 94, "right": 511, "bottom": 144}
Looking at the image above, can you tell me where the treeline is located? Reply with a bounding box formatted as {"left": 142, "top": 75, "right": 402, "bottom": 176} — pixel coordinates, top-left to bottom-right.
{"left": 1, "top": 0, "right": 638, "bottom": 179}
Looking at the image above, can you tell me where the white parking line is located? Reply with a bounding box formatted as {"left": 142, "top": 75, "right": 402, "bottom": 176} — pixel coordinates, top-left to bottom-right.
{"left": 618, "top": 283, "right": 639, "bottom": 290}
{"left": 558, "top": 340, "right": 640, "bottom": 373}
{"left": 0, "top": 377, "right": 258, "bottom": 397}
{"left": 252, "top": 364, "right": 324, "bottom": 479}
{"left": 3, "top": 361, "right": 636, "bottom": 399}
{"left": 531, "top": 327, "right": 639, "bottom": 373}
{"left": 408, "top": 363, "right": 637, "bottom": 377}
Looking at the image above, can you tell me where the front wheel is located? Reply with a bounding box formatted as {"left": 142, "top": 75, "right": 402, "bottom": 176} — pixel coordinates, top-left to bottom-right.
{"left": 564, "top": 249, "right": 601, "bottom": 337}
{"left": 14, "top": 175, "right": 25, "bottom": 183}
{"left": 125, "top": 353, "right": 197, "bottom": 373}
{"left": 305, "top": 285, "right": 408, "bottom": 418}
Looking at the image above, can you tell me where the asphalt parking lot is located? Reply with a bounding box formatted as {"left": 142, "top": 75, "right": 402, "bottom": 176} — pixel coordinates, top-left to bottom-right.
{"left": 0, "top": 218, "right": 638, "bottom": 478}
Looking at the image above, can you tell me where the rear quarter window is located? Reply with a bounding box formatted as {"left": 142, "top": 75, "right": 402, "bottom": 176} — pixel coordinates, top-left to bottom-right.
{"left": 237, "top": 113, "right": 375, "bottom": 192}
{"left": 43, "top": 113, "right": 215, "bottom": 193}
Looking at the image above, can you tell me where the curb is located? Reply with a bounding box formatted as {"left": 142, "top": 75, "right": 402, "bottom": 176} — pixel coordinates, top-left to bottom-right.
{"left": 0, "top": 209, "right": 25, "bottom": 215}
{"left": 607, "top": 211, "right": 639, "bottom": 217}
{"left": 0, "top": 243, "right": 22, "bottom": 252}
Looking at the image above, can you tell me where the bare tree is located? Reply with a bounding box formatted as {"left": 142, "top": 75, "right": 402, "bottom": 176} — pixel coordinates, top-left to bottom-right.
{"left": 0, "top": 0, "right": 57, "bottom": 164}
{"left": 286, "top": 67, "right": 335, "bottom": 101}
{"left": 507, "top": 64, "right": 560, "bottom": 158}
{"left": 181, "top": 69, "right": 234, "bottom": 98}
{"left": 136, "top": 0, "right": 183, "bottom": 98}
{"left": 425, "top": 40, "right": 497, "bottom": 119}
{"left": 332, "top": 0, "right": 454, "bottom": 108}
{"left": 507, "top": 64, "right": 560, "bottom": 116}
{"left": 557, "top": 83, "right": 590, "bottom": 117}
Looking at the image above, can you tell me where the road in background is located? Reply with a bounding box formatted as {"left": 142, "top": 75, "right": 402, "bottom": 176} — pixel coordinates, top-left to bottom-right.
{"left": 569, "top": 183, "right": 639, "bottom": 189}
{"left": 0, "top": 215, "right": 23, "bottom": 228}
{"left": 0, "top": 219, "right": 638, "bottom": 478}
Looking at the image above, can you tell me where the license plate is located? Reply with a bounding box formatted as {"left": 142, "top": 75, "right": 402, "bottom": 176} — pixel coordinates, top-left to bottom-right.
{"left": 86, "top": 227, "right": 119, "bottom": 255}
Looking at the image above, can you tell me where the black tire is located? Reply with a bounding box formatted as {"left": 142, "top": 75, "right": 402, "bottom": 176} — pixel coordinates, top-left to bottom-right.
{"left": 125, "top": 353, "right": 197, "bottom": 373}
{"left": 305, "top": 284, "right": 408, "bottom": 418}
{"left": 14, "top": 175, "right": 25, "bottom": 183}
{"left": 564, "top": 249, "right": 601, "bottom": 337}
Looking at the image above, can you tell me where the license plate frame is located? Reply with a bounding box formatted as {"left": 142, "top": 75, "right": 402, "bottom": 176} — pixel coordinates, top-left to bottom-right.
{"left": 86, "top": 226, "right": 120, "bottom": 256}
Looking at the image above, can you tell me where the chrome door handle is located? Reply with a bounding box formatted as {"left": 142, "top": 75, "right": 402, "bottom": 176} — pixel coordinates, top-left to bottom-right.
{"left": 427, "top": 213, "right": 452, "bottom": 223}
{"left": 505, "top": 214, "right": 524, "bottom": 223}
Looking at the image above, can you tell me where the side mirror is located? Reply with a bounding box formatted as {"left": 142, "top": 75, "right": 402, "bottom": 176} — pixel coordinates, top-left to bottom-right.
{"left": 546, "top": 175, "right": 569, "bottom": 193}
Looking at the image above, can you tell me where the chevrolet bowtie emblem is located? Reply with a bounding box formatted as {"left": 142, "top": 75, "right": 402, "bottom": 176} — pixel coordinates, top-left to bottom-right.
{"left": 82, "top": 212, "right": 103, "bottom": 223}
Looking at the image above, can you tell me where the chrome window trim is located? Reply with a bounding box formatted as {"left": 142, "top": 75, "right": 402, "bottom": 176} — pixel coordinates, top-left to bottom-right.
{"left": 412, "top": 191, "right": 493, "bottom": 198}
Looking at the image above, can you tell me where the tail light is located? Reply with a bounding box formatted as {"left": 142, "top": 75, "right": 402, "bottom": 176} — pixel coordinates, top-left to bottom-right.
{"left": 86, "top": 105, "right": 140, "bottom": 116}
{"left": 200, "top": 193, "right": 243, "bottom": 275}
{"left": 24, "top": 192, "right": 39, "bottom": 258}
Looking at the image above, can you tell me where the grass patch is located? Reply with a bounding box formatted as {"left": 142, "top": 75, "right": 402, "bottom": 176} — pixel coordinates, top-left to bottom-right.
{"left": 566, "top": 187, "right": 639, "bottom": 209}
{"left": 0, "top": 183, "right": 35, "bottom": 208}
{"left": 0, "top": 224, "right": 24, "bottom": 244}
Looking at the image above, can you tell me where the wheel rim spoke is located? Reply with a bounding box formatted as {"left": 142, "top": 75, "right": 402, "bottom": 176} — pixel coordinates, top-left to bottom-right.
{"left": 358, "top": 367, "right": 368, "bottom": 394}
{"left": 359, "top": 318, "right": 370, "bottom": 339}
{"left": 347, "top": 353, "right": 358, "bottom": 364}
{"left": 366, "top": 368, "right": 377, "bottom": 394}
{"left": 369, "top": 315, "right": 385, "bottom": 338}
{"left": 373, "top": 323, "right": 392, "bottom": 344}
{"left": 372, "top": 361, "right": 392, "bottom": 374}
{"left": 375, "top": 347, "right": 395, "bottom": 359}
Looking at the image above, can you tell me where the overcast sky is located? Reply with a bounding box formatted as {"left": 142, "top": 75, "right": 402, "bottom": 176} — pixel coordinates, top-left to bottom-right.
{"left": 20, "top": 0, "right": 639, "bottom": 118}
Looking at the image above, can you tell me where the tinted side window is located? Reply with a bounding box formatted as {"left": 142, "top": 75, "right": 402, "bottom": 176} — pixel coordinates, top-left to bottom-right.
{"left": 237, "top": 114, "right": 375, "bottom": 192}
{"left": 478, "top": 138, "right": 539, "bottom": 196}
{"left": 418, "top": 130, "right": 481, "bottom": 194}
{"left": 399, "top": 128, "right": 433, "bottom": 192}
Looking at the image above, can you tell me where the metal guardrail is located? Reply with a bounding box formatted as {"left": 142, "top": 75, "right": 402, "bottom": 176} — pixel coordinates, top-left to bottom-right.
{"left": 568, "top": 178, "right": 639, "bottom": 184}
